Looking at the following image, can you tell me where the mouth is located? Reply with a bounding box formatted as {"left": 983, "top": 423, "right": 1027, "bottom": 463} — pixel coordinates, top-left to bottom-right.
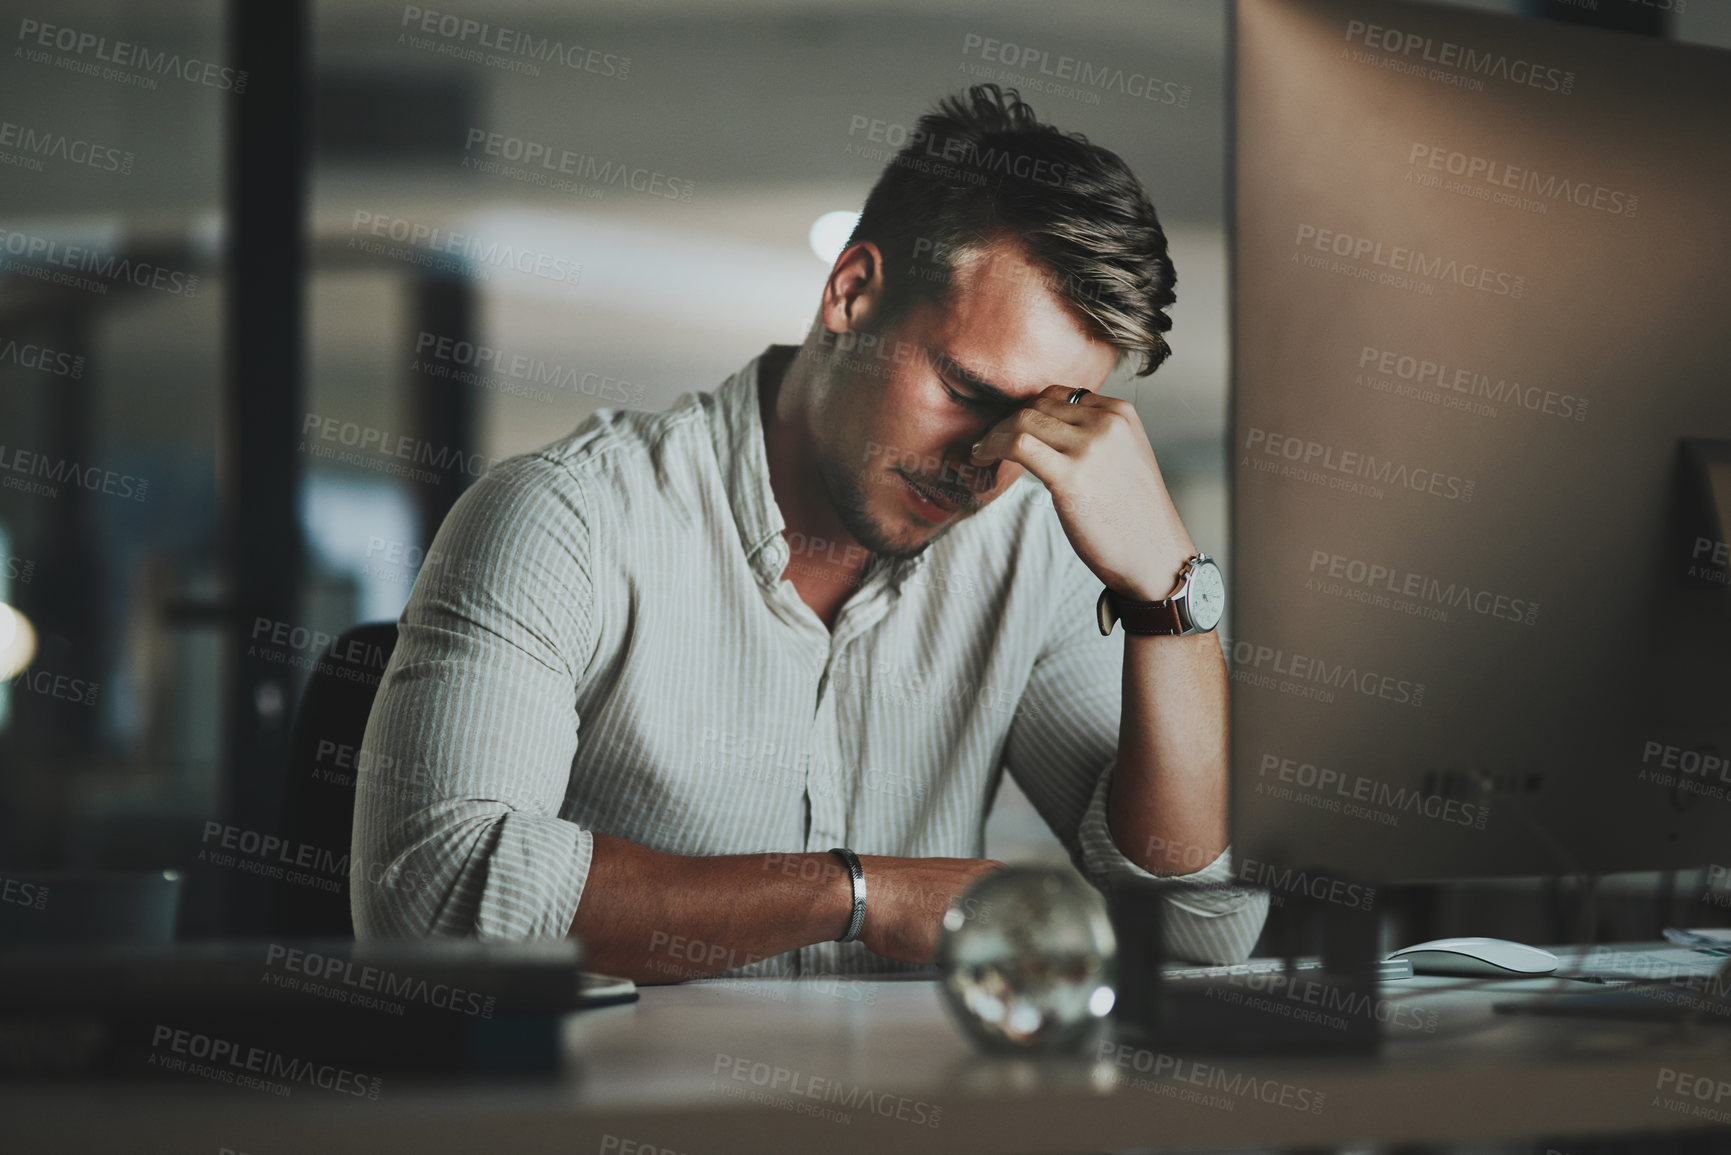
{"left": 897, "top": 471, "right": 969, "bottom": 524}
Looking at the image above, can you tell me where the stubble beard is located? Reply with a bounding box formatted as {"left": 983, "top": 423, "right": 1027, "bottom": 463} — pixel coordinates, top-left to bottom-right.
{"left": 818, "top": 450, "right": 958, "bottom": 562}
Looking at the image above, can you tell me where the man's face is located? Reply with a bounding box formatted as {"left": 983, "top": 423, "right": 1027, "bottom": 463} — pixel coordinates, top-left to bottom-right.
{"left": 811, "top": 242, "right": 1118, "bottom": 559}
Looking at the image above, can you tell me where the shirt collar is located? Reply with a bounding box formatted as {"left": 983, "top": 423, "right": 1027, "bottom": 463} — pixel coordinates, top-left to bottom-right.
{"left": 710, "top": 345, "right": 931, "bottom": 589}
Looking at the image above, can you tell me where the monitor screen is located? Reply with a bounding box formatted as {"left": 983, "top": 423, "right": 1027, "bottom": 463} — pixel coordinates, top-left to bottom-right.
{"left": 1232, "top": 0, "right": 1731, "bottom": 880}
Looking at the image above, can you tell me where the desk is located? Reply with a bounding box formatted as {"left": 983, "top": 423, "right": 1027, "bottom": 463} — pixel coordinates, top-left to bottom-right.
{"left": 8, "top": 945, "right": 1731, "bottom": 1154}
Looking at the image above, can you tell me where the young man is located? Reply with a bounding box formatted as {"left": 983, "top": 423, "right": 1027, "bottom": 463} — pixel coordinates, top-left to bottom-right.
{"left": 353, "top": 85, "right": 1267, "bottom": 980}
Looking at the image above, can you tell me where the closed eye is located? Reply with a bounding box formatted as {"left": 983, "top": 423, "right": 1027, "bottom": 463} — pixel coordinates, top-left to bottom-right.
{"left": 942, "top": 380, "right": 992, "bottom": 410}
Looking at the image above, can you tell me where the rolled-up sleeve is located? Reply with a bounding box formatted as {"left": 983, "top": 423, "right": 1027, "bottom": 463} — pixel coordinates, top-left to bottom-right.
{"left": 1076, "top": 766, "right": 1270, "bottom": 964}
{"left": 351, "top": 454, "right": 598, "bottom": 941}
{"left": 1002, "top": 521, "right": 1269, "bottom": 965}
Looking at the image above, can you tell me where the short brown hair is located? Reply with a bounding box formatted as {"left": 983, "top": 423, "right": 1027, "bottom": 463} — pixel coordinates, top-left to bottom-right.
{"left": 848, "top": 84, "right": 1178, "bottom": 377}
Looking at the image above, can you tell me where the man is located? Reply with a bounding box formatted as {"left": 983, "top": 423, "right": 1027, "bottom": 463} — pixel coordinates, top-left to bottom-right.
{"left": 353, "top": 85, "right": 1268, "bottom": 980}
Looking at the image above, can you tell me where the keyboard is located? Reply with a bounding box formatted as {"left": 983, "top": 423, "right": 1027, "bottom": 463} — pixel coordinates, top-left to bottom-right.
{"left": 1163, "top": 956, "right": 1414, "bottom": 982}
{"left": 1564, "top": 946, "right": 1731, "bottom": 985}
{"left": 1496, "top": 948, "right": 1731, "bottom": 1026}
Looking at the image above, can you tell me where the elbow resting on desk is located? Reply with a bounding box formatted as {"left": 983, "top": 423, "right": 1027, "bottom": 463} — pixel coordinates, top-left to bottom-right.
{"left": 351, "top": 798, "right": 591, "bottom": 942}
{"left": 1081, "top": 861, "right": 1271, "bottom": 969}
{"left": 1076, "top": 768, "right": 1269, "bottom": 966}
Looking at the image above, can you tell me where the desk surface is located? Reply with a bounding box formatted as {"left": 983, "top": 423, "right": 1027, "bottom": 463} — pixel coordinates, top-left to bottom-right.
{"left": 9, "top": 945, "right": 1731, "bottom": 1154}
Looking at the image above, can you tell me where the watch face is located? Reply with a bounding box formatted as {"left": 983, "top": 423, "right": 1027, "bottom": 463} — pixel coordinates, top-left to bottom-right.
{"left": 1188, "top": 560, "right": 1226, "bottom": 631}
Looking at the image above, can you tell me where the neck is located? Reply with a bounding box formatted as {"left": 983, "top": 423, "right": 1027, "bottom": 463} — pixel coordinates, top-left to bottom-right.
{"left": 759, "top": 343, "right": 871, "bottom": 584}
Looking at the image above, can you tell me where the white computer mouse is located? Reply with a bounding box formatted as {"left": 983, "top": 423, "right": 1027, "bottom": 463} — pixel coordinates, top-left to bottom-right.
{"left": 1386, "top": 936, "right": 1559, "bottom": 977}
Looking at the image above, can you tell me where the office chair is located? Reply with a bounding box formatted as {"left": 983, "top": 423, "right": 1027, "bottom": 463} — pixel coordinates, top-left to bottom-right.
{"left": 273, "top": 621, "right": 398, "bottom": 938}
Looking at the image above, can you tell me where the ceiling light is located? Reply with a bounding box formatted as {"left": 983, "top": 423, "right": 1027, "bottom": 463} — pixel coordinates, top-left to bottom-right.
{"left": 0, "top": 603, "right": 37, "bottom": 681}
{"left": 808, "top": 211, "right": 860, "bottom": 266}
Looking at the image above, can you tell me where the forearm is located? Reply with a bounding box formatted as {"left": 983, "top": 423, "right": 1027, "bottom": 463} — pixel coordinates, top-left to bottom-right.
{"left": 1107, "top": 629, "right": 1231, "bottom": 875}
{"left": 1100, "top": 488, "right": 1231, "bottom": 876}
{"left": 571, "top": 833, "right": 854, "bottom": 983}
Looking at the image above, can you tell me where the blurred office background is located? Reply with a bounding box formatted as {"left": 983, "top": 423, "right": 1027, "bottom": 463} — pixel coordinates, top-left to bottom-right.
{"left": 1, "top": 0, "right": 1728, "bottom": 939}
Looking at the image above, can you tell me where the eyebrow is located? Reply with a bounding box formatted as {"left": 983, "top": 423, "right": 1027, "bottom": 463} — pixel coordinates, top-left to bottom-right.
{"left": 928, "top": 351, "right": 1020, "bottom": 407}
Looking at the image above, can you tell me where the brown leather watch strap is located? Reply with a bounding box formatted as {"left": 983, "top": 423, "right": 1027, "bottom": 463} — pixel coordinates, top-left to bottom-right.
{"left": 1097, "top": 588, "right": 1184, "bottom": 636}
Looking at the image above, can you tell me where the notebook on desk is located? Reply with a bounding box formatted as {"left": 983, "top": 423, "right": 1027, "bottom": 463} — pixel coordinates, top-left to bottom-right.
{"left": 0, "top": 939, "right": 636, "bottom": 1076}
{"left": 0, "top": 938, "right": 636, "bottom": 1010}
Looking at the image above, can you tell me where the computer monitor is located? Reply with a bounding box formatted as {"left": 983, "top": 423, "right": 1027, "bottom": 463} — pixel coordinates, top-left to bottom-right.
{"left": 1231, "top": 0, "right": 1731, "bottom": 881}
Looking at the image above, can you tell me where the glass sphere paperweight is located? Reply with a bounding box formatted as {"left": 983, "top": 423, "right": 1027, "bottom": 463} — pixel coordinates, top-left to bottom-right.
{"left": 936, "top": 866, "right": 1118, "bottom": 1052}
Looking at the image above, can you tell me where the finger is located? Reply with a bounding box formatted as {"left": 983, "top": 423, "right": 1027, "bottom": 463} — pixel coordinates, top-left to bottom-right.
{"left": 1030, "top": 392, "right": 1105, "bottom": 428}
{"left": 1037, "top": 385, "right": 1143, "bottom": 431}
{"left": 971, "top": 425, "right": 1070, "bottom": 487}
{"left": 1043, "top": 383, "right": 1124, "bottom": 410}
{"left": 1027, "top": 391, "right": 1091, "bottom": 428}
{"left": 970, "top": 407, "right": 1085, "bottom": 465}
{"left": 1038, "top": 383, "right": 1099, "bottom": 407}
{"left": 1021, "top": 384, "right": 1097, "bottom": 426}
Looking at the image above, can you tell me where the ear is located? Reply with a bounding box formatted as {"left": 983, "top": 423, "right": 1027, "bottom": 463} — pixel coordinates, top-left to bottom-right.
{"left": 819, "top": 241, "right": 886, "bottom": 335}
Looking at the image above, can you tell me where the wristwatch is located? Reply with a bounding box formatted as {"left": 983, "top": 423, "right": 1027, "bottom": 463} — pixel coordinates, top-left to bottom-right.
{"left": 1096, "top": 554, "right": 1225, "bottom": 637}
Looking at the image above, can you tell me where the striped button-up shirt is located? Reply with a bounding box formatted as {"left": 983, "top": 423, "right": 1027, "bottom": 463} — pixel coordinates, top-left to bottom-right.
{"left": 353, "top": 347, "right": 1269, "bottom": 972}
